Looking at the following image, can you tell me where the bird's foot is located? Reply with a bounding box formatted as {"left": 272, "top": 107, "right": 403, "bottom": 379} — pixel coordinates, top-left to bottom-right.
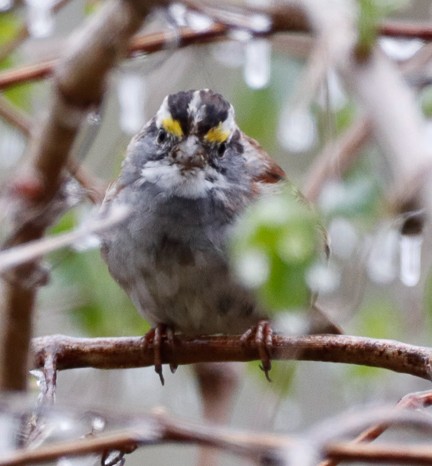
{"left": 240, "top": 320, "right": 274, "bottom": 382}
{"left": 142, "top": 324, "right": 178, "bottom": 385}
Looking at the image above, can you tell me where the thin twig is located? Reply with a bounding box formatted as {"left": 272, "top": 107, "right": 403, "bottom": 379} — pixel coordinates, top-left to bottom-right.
{"left": 319, "top": 390, "right": 432, "bottom": 466}
{"left": 0, "top": 94, "right": 32, "bottom": 136}
{"left": 2, "top": 408, "right": 432, "bottom": 466}
{"left": 379, "top": 20, "right": 432, "bottom": 41}
{"left": 1, "top": 11, "right": 431, "bottom": 91}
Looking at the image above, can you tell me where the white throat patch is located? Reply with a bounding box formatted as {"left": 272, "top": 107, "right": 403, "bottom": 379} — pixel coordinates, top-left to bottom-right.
{"left": 140, "top": 160, "right": 223, "bottom": 199}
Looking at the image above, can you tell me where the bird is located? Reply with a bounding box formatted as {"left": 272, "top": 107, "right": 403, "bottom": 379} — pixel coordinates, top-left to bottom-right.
{"left": 100, "top": 89, "right": 288, "bottom": 384}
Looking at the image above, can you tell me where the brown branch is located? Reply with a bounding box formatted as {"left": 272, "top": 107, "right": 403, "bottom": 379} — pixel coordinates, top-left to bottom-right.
{"left": 326, "top": 442, "right": 432, "bottom": 465}
{"left": 1, "top": 10, "right": 430, "bottom": 91}
{"left": 0, "top": 0, "right": 165, "bottom": 392}
{"left": 31, "top": 334, "right": 432, "bottom": 381}
{"left": 379, "top": 20, "right": 432, "bottom": 41}
{"left": 0, "top": 95, "right": 105, "bottom": 203}
{"left": 0, "top": 58, "right": 57, "bottom": 90}
{"left": 0, "top": 94, "right": 32, "bottom": 136}
{"left": 0, "top": 24, "right": 229, "bottom": 91}
{"left": 2, "top": 408, "right": 432, "bottom": 466}
{"left": 320, "top": 390, "right": 432, "bottom": 466}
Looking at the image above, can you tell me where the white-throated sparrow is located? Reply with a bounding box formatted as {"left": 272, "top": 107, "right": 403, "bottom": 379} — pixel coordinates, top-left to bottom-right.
{"left": 100, "top": 89, "right": 286, "bottom": 383}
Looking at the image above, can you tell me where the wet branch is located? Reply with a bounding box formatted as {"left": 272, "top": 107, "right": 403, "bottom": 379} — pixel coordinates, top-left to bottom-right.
{"left": 1, "top": 14, "right": 431, "bottom": 91}
{"left": 2, "top": 407, "right": 432, "bottom": 466}
{"left": 0, "top": 0, "right": 166, "bottom": 392}
{"left": 31, "top": 334, "right": 432, "bottom": 381}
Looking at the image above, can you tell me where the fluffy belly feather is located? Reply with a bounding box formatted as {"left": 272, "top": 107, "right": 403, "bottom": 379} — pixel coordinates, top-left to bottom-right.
{"left": 125, "top": 248, "right": 263, "bottom": 335}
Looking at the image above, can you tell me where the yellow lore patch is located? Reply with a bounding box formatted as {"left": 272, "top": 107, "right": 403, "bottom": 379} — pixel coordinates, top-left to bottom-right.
{"left": 204, "top": 123, "right": 230, "bottom": 143}
{"left": 162, "top": 117, "right": 183, "bottom": 137}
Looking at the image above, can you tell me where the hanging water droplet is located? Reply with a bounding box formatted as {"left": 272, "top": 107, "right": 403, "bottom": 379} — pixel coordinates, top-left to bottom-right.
{"left": 249, "top": 13, "right": 272, "bottom": 33}
{"left": 25, "top": 0, "right": 56, "bottom": 38}
{"left": 229, "top": 28, "right": 253, "bottom": 43}
{"left": 30, "top": 369, "right": 46, "bottom": 390}
{"left": 91, "top": 416, "right": 106, "bottom": 432}
{"left": 277, "top": 107, "right": 317, "bottom": 153}
{"left": 87, "top": 111, "right": 102, "bottom": 126}
{"left": 243, "top": 38, "right": 271, "bottom": 89}
{"left": 168, "top": 3, "right": 187, "bottom": 27}
{"left": 399, "top": 234, "right": 423, "bottom": 287}
{"left": 245, "top": 0, "right": 271, "bottom": 32}
{"left": 117, "top": 72, "right": 146, "bottom": 134}
{"left": 379, "top": 37, "right": 423, "bottom": 61}
{"left": 30, "top": 369, "right": 48, "bottom": 406}
{"left": 185, "top": 10, "right": 213, "bottom": 32}
{"left": 0, "top": 0, "right": 13, "bottom": 11}
{"left": 367, "top": 228, "right": 398, "bottom": 284}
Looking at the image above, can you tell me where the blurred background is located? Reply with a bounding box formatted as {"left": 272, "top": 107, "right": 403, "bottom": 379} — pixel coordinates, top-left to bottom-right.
{"left": 2, "top": 0, "right": 432, "bottom": 464}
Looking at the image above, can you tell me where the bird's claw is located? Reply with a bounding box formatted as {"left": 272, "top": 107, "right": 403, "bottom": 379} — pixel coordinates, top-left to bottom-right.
{"left": 241, "top": 320, "right": 274, "bottom": 382}
{"left": 142, "top": 324, "right": 178, "bottom": 385}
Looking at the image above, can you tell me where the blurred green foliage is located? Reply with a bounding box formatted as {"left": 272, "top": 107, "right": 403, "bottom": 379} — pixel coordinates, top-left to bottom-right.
{"left": 349, "top": 298, "right": 403, "bottom": 379}
{"left": 420, "top": 85, "right": 432, "bottom": 118}
{"left": 0, "top": 12, "right": 32, "bottom": 109}
{"left": 357, "top": 0, "right": 409, "bottom": 58}
{"left": 231, "top": 185, "right": 322, "bottom": 313}
{"left": 49, "top": 210, "right": 148, "bottom": 337}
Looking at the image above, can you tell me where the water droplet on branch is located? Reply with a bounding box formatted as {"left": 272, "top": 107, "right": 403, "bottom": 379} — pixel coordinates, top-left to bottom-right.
{"left": 185, "top": 10, "right": 213, "bottom": 32}
{"left": 243, "top": 38, "right": 271, "bottom": 89}
{"left": 399, "top": 233, "right": 423, "bottom": 287}
{"left": 25, "top": 0, "right": 56, "bottom": 38}
{"left": 379, "top": 37, "right": 423, "bottom": 61}
{"left": 117, "top": 72, "right": 146, "bottom": 134}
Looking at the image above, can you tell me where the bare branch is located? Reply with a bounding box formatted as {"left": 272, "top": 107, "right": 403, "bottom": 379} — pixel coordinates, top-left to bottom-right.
{"left": 31, "top": 334, "right": 432, "bottom": 381}
{"left": 0, "top": 205, "right": 129, "bottom": 273}
{"left": 0, "top": 0, "right": 165, "bottom": 392}
{"left": 320, "top": 390, "right": 432, "bottom": 466}
{"left": 2, "top": 407, "right": 432, "bottom": 466}
{"left": 0, "top": 95, "right": 32, "bottom": 136}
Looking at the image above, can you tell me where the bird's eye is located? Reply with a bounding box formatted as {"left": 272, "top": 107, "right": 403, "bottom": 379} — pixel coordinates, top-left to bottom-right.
{"left": 217, "top": 142, "right": 227, "bottom": 157}
{"left": 157, "top": 129, "right": 168, "bottom": 144}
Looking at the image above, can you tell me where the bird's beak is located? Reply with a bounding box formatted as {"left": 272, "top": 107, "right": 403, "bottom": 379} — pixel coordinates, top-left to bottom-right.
{"left": 172, "top": 136, "right": 206, "bottom": 169}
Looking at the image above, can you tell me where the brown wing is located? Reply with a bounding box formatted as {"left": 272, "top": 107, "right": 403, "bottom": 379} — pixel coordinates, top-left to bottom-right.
{"left": 241, "top": 134, "right": 286, "bottom": 187}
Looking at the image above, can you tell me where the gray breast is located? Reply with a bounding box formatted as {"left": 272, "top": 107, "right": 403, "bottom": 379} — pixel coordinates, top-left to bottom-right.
{"left": 101, "top": 183, "right": 265, "bottom": 335}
